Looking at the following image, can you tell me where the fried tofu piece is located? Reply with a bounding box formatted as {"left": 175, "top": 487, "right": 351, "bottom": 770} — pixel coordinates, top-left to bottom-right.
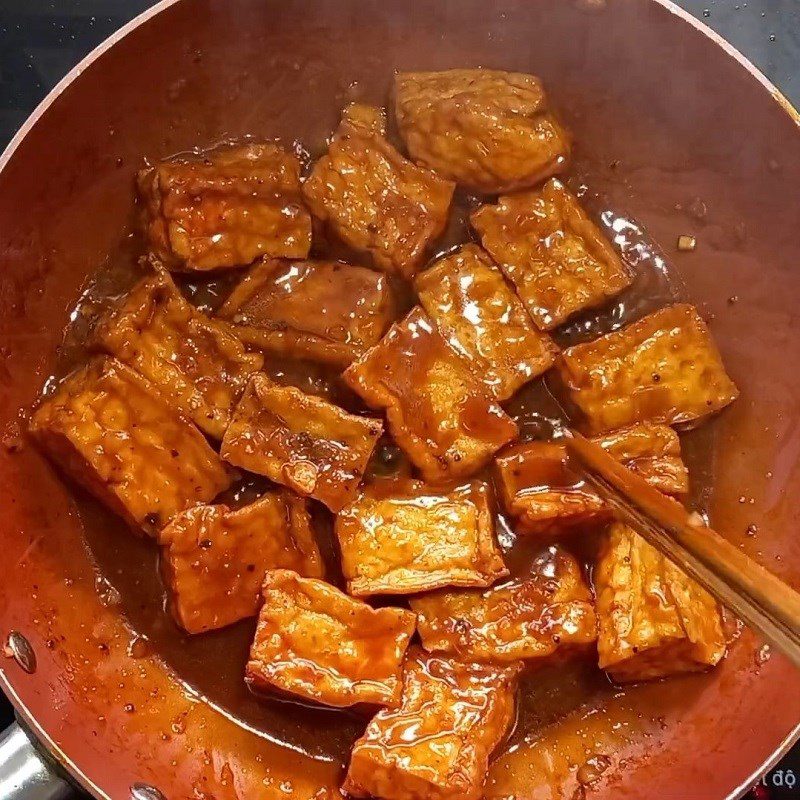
{"left": 411, "top": 546, "right": 596, "bottom": 663}
{"left": 394, "top": 69, "right": 571, "bottom": 194}
{"left": 595, "top": 522, "right": 726, "bottom": 682}
{"left": 220, "top": 373, "right": 382, "bottom": 512}
{"left": 415, "top": 244, "right": 558, "bottom": 401}
{"left": 159, "top": 492, "right": 323, "bottom": 634}
{"left": 344, "top": 308, "right": 518, "bottom": 482}
{"left": 556, "top": 304, "right": 739, "bottom": 432}
{"left": 335, "top": 480, "right": 507, "bottom": 597}
{"left": 471, "top": 179, "right": 632, "bottom": 330}
{"left": 95, "top": 271, "right": 262, "bottom": 439}
{"left": 246, "top": 570, "right": 416, "bottom": 708}
{"left": 343, "top": 647, "right": 520, "bottom": 800}
{"left": 29, "top": 358, "right": 231, "bottom": 535}
{"left": 302, "top": 105, "right": 454, "bottom": 279}
{"left": 216, "top": 258, "right": 393, "bottom": 368}
{"left": 138, "top": 142, "right": 311, "bottom": 271}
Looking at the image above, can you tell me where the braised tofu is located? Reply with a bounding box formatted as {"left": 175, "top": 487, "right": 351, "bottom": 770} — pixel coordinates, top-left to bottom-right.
{"left": 217, "top": 258, "right": 393, "bottom": 368}
{"left": 595, "top": 523, "right": 726, "bottom": 682}
{"left": 302, "top": 105, "right": 454, "bottom": 279}
{"left": 29, "top": 358, "right": 230, "bottom": 535}
{"left": 343, "top": 647, "right": 519, "bottom": 800}
{"left": 394, "top": 69, "right": 571, "bottom": 194}
{"left": 344, "top": 308, "right": 518, "bottom": 482}
{"left": 471, "top": 179, "right": 631, "bottom": 330}
{"left": 95, "top": 271, "right": 262, "bottom": 439}
{"left": 556, "top": 304, "right": 739, "bottom": 432}
{"left": 415, "top": 244, "right": 557, "bottom": 401}
{"left": 220, "top": 373, "right": 382, "bottom": 511}
{"left": 411, "top": 546, "right": 596, "bottom": 663}
{"left": 159, "top": 493, "right": 323, "bottom": 634}
{"left": 246, "top": 570, "right": 416, "bottom": 708}
{"left": 138, "top": 143, "right": 311, "bottom": 271}
{"left": 336, "top": 480, "right": 507, "bottom": 597}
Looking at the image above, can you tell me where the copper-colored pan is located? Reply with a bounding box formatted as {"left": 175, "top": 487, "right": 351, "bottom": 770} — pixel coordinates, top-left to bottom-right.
{"left": 0, "top": 1, "right": 798, "bottom": 798}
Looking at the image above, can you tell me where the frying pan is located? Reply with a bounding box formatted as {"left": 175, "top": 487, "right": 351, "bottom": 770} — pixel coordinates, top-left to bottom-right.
{"left": 0, "top": 0, "right": 799, "bottom": 798}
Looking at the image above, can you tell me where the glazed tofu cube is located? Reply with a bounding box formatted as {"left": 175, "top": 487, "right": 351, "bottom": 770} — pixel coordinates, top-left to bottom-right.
{"left": 95, "top": 271, "right": 262, "bottom": 439}
{"left": 302, "top": 105, "right": 454, "bottom": 279}
{"left": 138, "top": 143, "right": 311, "bottom": 271}
{"left": 335, "top": 480, "right": 507, "bottom": 597}
{"left": 159, "top": 492, "right": 323, "bottom": 634}
{"left": 414, "top": 244, "right": 558, "bottom": 401}
{"left": 411, "top": 546, "right": 596, "bottom": 663}
{"left": 342, "top": 647, "right": 520, "bottom": 800}
{"left": 220, "top": 373, "right": 382, "bottom": 511}
{"left": 595, "top": 522, "right": 726, "bottom": 682}
{"left": 246, "top": 570, "right": 416, "bottom": 708}
{"left": 471, "top": 179, "right": 632, "bottom": 330}
{"left": 394, "top": 69, "right": 571, "bottom": 194}
{"left": 344, "top": 307, "right": 518, "bottom": 482}
{"left": 29, "top": 358, "right": 231, "bottom": 535}
{"left": 556, "top": 304, "right": 739, "bottom": 432}
{"left": 217, "top": 258, "right": 393, "bottom": 368}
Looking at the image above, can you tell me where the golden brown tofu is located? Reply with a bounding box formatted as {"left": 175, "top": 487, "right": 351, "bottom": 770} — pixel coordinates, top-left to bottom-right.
{"left": 246, "top": 570, "right": 416, "bottom": 708}
{"left": 414, "top": 244, "right": 558, "bottom": 401}
{"left": 159, "top": 492, "right": 323, "bottom": 634}
{"left": 394, "top": 69, "right": 571, "bottom": 194}
{"left": 344, "top": 307, "right": 518, "bottom": 482}
{"left": 220, "top": 373, "right": 382, "bottom": 512}
{"left": 335, "top": 480, "right": 508, "bottom": 597}
{"left": 216, "top": 258, "right": 393, "bottom": 368}
{"left": 595, "top": 523, "right": 726, "bottom": 682}
{"left": 471, "top": 179, "right": 632, "bottom": 330}
{"left": 95, "top": 271, "right": 262, "bottom": 439}
{"left": 342, "top": 647, "right": 520, "bottom": 800}
{"left": 29, "top": 358, "right": 231, "bottom": 535}
{"left": 302, "top": 106, "right": 454, "bottom": 279}
{"left": 411, "top": 546, "right": 596, "bottom": 663}
{"left": 556, "top": 304, "right": 740, "bottom": 432}
{"left": 138, "top": 142, "right": 311, "bottom": 271}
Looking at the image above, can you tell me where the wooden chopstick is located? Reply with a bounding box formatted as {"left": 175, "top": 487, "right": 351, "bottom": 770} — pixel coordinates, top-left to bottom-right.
{"left": 564, "top": 430, "right": 800, "bottom": 669}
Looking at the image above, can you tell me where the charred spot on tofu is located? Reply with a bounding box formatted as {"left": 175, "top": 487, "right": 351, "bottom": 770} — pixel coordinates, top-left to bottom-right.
{"left": 95, "top": 270, "right": 262, "bottom": 439}
{"left": 556, "top": 304, "right": 739, "bottom": 432}
{"left": 29, "top": 357, "right": 231, "bottom": 536}
{"left": 415, "top": 244, "right": 558, "bottom": 402}
{"left": 137, "top": 142, "right": 311, "bottom": 271}
{"left": 159, "top": 492, "right": 323, "bottom": 634}
{"left": 342, "top": 647, "right": 520, "bottom": 800}
{"left": 394, "top": 69, "right": 571, "bottom": 194}
{"left": 344, "top": 307, "right": 518, "bottom": 483}
{"left": 471, "top": 179, "right": 632, "bottom": 330}
{"left": 302, "top": 105, "right": 454, "bottom": 279}
{"left": 245, "top": 569, "right": 416, "bottom": 708}
{"left": 220, "top": 373, "right": 383, "bottom": 511}
{"left": 335, "top": 479, "right": 508, "bottom": 597}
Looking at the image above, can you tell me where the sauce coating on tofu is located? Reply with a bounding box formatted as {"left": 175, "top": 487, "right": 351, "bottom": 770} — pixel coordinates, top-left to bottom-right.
{"left": 159, "top": 493, "right": 323, "bottom": 634}
{"left": 415, "top": 244, "right": 558, "bottom": 401}
{"left": 29, "top": 358, "right": 231, "bottom": 535}
{"left": 220, "top": 373, "right": 383, "bottom": 511}
{"left": 344, "top": 307, "right": 518, "bottom": 482}
{"left": 137, "top": 142, "right": 311, "bottom": 271}
{"left": 342, "top": 647, "right": 520, "bottom": 800}
{"left": 217, "top": 258, "right": 393, "bottom": 367}
{"left": 95, "top": 270, "right": 262, "bottom": 439}
{"left": 335, "top": 480, "right": 508, "bottom": 596}
{"left": 302, "top": 105, "right": 454, "bottom": 279}
{"left": 394, "top": 69, "right": 571, "bottom": 194}
{"left": 471, "top": 179, "right": 632, "bottom": 330}
{"left": 246, "top": 570, "right": 416, "bottom": 708}
{"left": 556, "top": 304, "right": 739, "bottom": 432}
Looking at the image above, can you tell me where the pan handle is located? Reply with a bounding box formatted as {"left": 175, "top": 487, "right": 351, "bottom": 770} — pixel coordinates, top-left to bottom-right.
{"left": 0, "top": 721, "right": 73, "bottom": 799}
